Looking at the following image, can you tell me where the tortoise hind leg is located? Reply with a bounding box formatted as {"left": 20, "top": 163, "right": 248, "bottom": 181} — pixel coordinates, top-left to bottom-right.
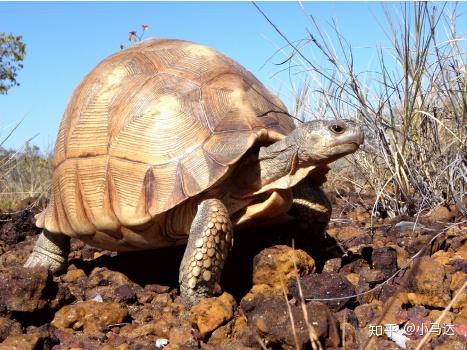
{"left": 179, "top": 199, "right": 233, "bottom": 307}
{"left": 24, "top": 230, "right": 70, "bottom": 273}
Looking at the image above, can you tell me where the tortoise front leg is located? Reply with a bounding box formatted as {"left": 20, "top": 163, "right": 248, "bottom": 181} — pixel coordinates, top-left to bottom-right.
{"left": 290, "top": 178, "right": 332, "bottom": 233}
{"left": 24, "top": 230, "right": 70, "bottom": 273}
{"left": 179, "top": 199, "right": 233, "bottom": 307}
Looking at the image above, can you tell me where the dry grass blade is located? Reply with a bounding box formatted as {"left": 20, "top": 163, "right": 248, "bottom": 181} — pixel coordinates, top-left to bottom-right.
{"left": 254, "top": 334, "right": 269, "bottom": 350}
{"left": 341, "top": 309, "right": 347, "bottom": 350}
{"left": 0, "top": 118, "right": 24, "bottom": 147}
{"left": 281, "top": 281, "right": 301, "bottom": 350}
{"left": 289, "top": 244, "right": 323, "bottom": 350}
{"left": 414, "top": 280, "right": 467, "bottom": 350}
{"left": 294, "top": 278, "right": 322, "bottom": 350}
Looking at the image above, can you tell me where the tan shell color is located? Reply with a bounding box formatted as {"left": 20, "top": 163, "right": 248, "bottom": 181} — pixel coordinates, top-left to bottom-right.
{"left": 36, "top": 38, "right": 295, "bottom": 241}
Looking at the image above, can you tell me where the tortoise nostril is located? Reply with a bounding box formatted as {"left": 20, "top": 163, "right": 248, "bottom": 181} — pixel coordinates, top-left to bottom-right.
{"left": 330, "top": 124, "right": 345, "bottom": 134}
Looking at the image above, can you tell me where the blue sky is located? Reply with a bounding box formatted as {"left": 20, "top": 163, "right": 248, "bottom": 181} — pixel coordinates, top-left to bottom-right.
{"left": 1, "top": 1, "right": 465, "bottom": 152}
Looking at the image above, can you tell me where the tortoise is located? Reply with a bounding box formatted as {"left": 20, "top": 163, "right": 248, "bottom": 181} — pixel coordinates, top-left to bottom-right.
{"left": 24, "top": 38, "right": 364, "bottom": 306}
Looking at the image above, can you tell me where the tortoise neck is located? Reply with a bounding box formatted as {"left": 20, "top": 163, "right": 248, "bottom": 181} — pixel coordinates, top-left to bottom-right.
{"left": 257, "top": 137, "right": 299, "bottom": 187}
{"left": 230, "top": 135, "right": 299, "bottom": 195}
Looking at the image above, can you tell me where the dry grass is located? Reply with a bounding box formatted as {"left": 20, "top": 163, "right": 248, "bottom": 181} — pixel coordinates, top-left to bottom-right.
{"left": 256, "top": 2, "right": 466, "bottom": 220}
{"left": 0, "top": 125, "right": 52, "bottom": 211}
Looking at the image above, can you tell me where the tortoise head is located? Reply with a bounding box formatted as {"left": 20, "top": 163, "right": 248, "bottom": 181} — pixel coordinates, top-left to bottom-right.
{"left": 295, "top": 119, "right": 364, "bottom": 165}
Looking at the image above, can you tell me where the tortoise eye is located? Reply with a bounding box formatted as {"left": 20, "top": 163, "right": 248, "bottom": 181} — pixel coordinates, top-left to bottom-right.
{"left": 330, "top": 124, "right": 345, "bottom": 134}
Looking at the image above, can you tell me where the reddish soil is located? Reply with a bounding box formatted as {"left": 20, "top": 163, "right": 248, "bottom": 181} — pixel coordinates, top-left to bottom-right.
{"left": 0, "top": 188, "right": 465, "bottom": 350}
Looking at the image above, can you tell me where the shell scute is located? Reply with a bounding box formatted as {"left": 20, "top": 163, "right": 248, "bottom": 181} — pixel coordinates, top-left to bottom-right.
{"left": 141, "top": 41, "right": 236, "bottom": 83}
{"left": 109, "top": 73, "right": 208, "bottom": 165}
{"left": 75, "top": 156, "right": 119, "bottom": 232}
{"left": 202, "top": 131, "right": 256, "bottom": 166}
{"left": 55, "top": 52, "right": 159, "bottom": 166}
{"left": 107, "top": 157, "right": 155, "bottom": 226}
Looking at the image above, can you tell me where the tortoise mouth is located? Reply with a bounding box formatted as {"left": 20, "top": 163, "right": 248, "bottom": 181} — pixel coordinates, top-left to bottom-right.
{"left": 328, "top": 142, "right": 361, "bottom": 157}
{"left": 349, "top": 141, "right": 362, "bottom": 150}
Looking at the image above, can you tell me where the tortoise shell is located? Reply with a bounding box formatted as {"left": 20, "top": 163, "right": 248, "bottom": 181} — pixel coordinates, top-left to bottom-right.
{"left": 36, "top": 39, "right": 295, "bottom": 237}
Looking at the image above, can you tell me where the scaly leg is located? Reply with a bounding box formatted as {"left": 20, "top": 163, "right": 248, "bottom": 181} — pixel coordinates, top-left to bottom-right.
{"left": 24, "top": 230, "right": 70, "bottom": 273}
{"left": 290, "top": 178, "right": 332, "bottom": 234}
{"left": 179, "top": 199, "right": 233, "bottom": 307}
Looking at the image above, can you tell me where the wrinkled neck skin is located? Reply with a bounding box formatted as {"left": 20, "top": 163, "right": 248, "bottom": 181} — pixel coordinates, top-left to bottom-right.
{"left": 232, "top": 129, "right": 320, "bottom": 196}
{"left": 257, "top": 135, "right": 300, "bottom": 187}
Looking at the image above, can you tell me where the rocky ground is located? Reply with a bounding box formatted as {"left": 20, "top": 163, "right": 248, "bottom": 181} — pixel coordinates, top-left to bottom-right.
{"left": 0, "top": 187, "right": 465, "bottom": 350}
